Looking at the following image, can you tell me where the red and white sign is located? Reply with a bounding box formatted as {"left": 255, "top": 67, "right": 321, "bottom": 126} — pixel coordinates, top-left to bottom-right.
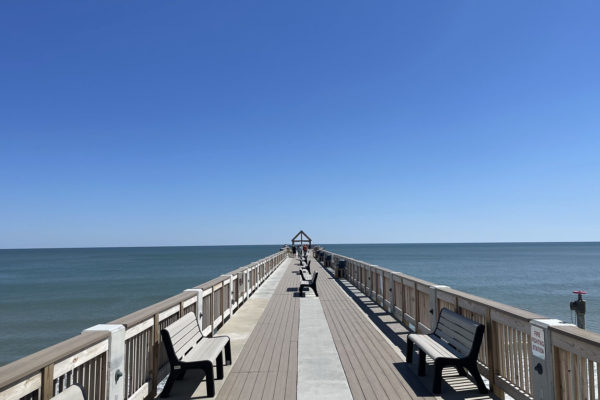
{"left": 531, "top": 325, "right": 545, "bottom": 359}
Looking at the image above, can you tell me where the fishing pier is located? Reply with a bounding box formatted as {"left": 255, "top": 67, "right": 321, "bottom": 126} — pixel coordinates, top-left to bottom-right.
{"left": 2, "top": 239, "right": 600, "bottom": 400}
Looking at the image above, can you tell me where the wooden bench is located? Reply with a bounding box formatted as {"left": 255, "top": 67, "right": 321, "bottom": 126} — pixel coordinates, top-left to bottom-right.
{"left": 406, "top": 308, "right": 488, "bottom": 394}
{"left": 160, "top": 313, "right": 232, "bottom": 397}
{"left": 298, "top": 272, "right": 318, "bottom": 297}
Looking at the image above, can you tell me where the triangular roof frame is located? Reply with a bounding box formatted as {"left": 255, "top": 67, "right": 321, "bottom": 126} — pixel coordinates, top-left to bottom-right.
{"left": 291, "top": 230, "right": 312, "bottom": 245}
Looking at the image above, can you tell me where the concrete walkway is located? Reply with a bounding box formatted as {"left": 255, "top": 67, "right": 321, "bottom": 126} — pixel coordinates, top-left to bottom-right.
{"left": 166, "top": 257, "right": 294, "bottom": 400}
{"left": 298, "top": 297, "right": 352, "bottom": 400}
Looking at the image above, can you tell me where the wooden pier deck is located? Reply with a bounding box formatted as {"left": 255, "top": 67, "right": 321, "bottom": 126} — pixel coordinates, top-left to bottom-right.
{"left": 173, "top": 255, "right": 496, "bottom": 399}
{"left": 5, "top": 246, "right": 600, "bottom": 400}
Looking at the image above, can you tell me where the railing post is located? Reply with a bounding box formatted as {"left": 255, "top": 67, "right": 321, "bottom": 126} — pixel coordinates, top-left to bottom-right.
{"left": 229, "top": 275, "right": 234, "bottom": 314}
{"left": 428, "top": 285, "right": 449, "bottom": 331}
{"left": 83, "top": 324, "right": 126, "bottom": 400}
{"left": 150, "top": 314, "right": 159, "bottom": 398}
{"left": 485, "top": 308, "right": 501, "bottom": 398}
{"left": 386, "top": 271, "right": 394, "bottom": 313}
{"left": 41, "top": 364, "right": 54, "bottom": 400}
{"left": 529, "top": 319, "right": 574, "bottom": 399}
{"left": 245, "top": 269, "right": 250, "bottom": 298}
{"left": 184, "top": 289, "right": 203, "bottom": 326}
{"left": 378, "top": 270, "right": 384, "bottom": 306}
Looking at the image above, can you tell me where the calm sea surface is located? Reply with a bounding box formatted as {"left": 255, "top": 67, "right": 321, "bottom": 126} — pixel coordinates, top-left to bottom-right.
{"left": 1, "top": 242, "right": 599, "bottom": 366}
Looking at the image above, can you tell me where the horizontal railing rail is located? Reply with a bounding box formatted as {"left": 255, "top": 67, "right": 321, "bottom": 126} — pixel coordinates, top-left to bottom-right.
{"left": 0, "top": 250, "right": 289, "bottom": 400}
{"left": 315, "top": 248, "right": 600, "bottom": 400}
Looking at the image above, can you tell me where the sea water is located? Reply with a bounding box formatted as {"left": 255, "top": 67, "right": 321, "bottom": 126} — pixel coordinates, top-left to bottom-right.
{"left": 0, "top": 245, "right": 279, "bottom": 366}
{"left": 325, "top": 242, "right": 600, "bottom": 333}
{"left": 1, "top": 242, "right": 599, "bottom": 366}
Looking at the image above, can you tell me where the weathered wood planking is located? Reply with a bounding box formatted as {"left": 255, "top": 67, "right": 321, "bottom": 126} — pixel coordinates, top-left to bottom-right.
{"left": 216, "top": 260, "right": 300, "bottom": 400}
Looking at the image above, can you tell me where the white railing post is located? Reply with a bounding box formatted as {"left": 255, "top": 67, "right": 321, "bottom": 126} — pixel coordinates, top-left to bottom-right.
{"left": 378, "top": 270, "right": 384, "bottom": 306}
{"left": 220, "top": 275, "right": 234, "bottom": 315}
{"left": 185, "top": 289, "right": 203, "bottom": 327}
{"left": 245, "top": 269, "right": 250, "bottom": 298}
{"left": 83, "top": 324, "right": 125, "bottom": 400}
{"left": 428, "top": 285, "right": 449, "bottom": 331}
{"left": 529, "top": 319, "right": 574, "bottom": 399}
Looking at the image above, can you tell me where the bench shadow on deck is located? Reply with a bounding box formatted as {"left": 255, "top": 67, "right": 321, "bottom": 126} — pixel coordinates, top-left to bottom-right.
{"left": 165, "top": 256, "right": 497, "bottom": 400}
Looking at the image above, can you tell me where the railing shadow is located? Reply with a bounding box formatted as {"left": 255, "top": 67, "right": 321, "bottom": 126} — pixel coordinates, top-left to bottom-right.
{"left": 316, "top": 260, "right": 497, "bottom": 400}
{"left": 320, "top": 265, "right": 411, "bottom": 351}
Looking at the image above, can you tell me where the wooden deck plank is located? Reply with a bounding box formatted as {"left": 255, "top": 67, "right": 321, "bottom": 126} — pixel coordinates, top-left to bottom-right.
{"left": 322, "top": 296, "right": 391, "bottom": 399}
{"left": 227, "top": 372, "right": 249, "bottom": 400}
{"left": 285, "top": 336, "right": 298, "bottom": 400}
{"left": 249, "top": 371, "right": 267, "bottom": 400}
{"left": 217, "top": 261, "right": 300, "bottom": 400}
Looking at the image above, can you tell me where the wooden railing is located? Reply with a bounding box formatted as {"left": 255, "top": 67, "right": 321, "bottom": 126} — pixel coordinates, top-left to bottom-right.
{"left": 315, "top": 248, "right": 600, "bottom": 400}
{"left": 0, "top": 250, "right": 288, "bottom": 400}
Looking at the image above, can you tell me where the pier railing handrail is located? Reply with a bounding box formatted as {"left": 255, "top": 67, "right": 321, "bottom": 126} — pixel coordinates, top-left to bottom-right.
{"left": 0, "top": 249, "right": 289, "bottom": 400}
{"left": 317, "top": 248, "right": 600, "bottom": 400}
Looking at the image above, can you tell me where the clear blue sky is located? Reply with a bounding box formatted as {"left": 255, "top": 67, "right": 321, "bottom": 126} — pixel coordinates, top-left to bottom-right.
{"left": 1, "top": 1, "right": 599, "bottom": 248}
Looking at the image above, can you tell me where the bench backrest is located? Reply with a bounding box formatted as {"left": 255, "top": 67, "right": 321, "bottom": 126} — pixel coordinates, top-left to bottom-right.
{"left": 161, "top": 313, "right": 203, "bottom": 364}
{"left": 433, "top": 308, "right": 484, "bottom": 358}
{"left": 51, "top": 385, "right": 86, "bottom": 400}
{"left": 311, "top": 272, "right": 318, "bottom": 285}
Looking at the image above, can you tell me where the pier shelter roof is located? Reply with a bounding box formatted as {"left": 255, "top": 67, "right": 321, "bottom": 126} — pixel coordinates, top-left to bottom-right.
{"left": 291, "top": 230, "right": 312, "bottom": 246}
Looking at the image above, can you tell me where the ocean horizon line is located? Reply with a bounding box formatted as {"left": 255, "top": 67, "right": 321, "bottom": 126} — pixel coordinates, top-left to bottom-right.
{"left": 1, "top": 240, "right": 599, "bottom": 251}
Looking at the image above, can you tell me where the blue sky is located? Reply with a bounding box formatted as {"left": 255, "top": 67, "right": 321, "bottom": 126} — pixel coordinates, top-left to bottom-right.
{"left": 1, "top": 1, "right": 599, "bottom": 248}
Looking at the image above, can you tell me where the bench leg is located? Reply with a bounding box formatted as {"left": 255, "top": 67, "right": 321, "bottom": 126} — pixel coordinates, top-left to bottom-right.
{"left": 432, "top": 362, "right": 444, "bottom": 394}
{"left": 200, "top": 361, "right": 215, "bottom": 397}
{"left": 418, "top": 350, "right": 426, "bottom": 376}
{"left": 467, "top": 363, "right": 488, "bottom": 394}
{"left": 225, "top": 341, "right": 232, "bottom": 365}
{"left": 216, "top": 353, "right": 224, "bottom": 379}
{"left": 456, "top": 366, "right": 467, "bottom": 376}
{"left": 406, "top": 339, "right": 413, "bottom": 363}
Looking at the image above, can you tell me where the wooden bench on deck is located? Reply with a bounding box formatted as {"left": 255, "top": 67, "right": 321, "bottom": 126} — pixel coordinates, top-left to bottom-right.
{"left": 406, "top": 308, "right": 488, "bottom": 394}
{"left": 160, "top": 313, "right": 232, "bottom": 398}
{"left": 298, "top": 271, "right": 318, "bottom": 297}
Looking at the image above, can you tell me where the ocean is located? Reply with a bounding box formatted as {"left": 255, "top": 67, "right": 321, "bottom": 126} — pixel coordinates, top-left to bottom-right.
{"left": 1, "top": 242, "right": 599, "bottom": 366}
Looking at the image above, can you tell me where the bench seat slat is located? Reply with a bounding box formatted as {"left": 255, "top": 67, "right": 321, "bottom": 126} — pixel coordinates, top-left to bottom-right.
{"left": 181, "top": 337, "right": 230, "bottom": 363}
{"left": 409, "top": 335, "right": 460, "bottom": 359}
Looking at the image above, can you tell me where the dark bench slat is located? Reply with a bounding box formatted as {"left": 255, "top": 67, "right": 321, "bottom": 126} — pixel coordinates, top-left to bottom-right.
{"left": 434, "top": 322, "right": 472, "bottom": 356}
